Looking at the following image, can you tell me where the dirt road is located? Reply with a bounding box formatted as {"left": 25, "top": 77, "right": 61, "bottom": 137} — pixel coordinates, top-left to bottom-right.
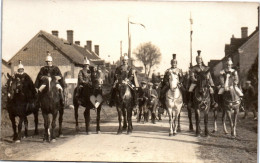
{"left": 1, "top": 105, "right": 257, "bottom": 162}
{"left": 23, "top": 111, "right": 204, "bottom": 162}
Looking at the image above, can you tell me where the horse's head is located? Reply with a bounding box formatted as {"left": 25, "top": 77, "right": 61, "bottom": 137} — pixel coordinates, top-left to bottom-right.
{"left": 6, "top": 73, "right": 23, "bottom": 99}
{"left": 169, "top": 72, "right": 179, "bottom": 91}
{"left": 196, "top": 71, "right": 209, "bottom": 97}
{"left": 41, "top": 75, "right": 59, "bottom": 92}
{"left": 118, "top": 79, "right": 131, "bottom": 100}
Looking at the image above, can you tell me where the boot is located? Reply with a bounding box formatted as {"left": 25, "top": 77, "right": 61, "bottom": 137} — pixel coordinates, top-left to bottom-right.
{"left": 152, "top": 113, "right": 156, "bottom": 124}
{"left": 210, "top": 94, "right": 218, "bottom": 108}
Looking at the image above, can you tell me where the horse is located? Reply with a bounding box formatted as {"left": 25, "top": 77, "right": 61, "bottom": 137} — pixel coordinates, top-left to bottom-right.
{"left": 73, "top": 67, "right": 104, "bottom": 134}
{"left": 39, "top": 76, "right": 63, "bottom": 142}
{"left": 6, "top": 73, "right": 39, "bottom": 143}
{"left": 165, "top": 72, "right": 183, "bottom": 136}
{"left": 193, "top": 71, "right": 211, "bottom": 137}
{"left": 220, "top": 74, "right": 241, "bottom": 138}
{"left": 115, "top": 79, "right": 134, "bottom": 134}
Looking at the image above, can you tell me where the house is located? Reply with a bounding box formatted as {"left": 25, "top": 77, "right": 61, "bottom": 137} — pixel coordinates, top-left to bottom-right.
{"left": 2, "top": 59, "right": 11, "bottom": 76}
{"left": 1, "top": 59, "right": 11, "bottom": 86}
{"left": 8, "top": 30, "right": 104, "bottom": 81}
{"left": 8, "top": 30, "right": 105, "bottom": 105}
{"left": 209, "top": 27, "right": 259, "bottom": 86}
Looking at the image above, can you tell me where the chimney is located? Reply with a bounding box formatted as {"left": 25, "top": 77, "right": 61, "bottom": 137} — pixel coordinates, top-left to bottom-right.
{"left": 86, "top": 41, "right": 92, "bottom": 52}
{"left": 52, "top": 30, "right": 58, "bottom": 37}
{"left": 75, "top": 41, "right": 80, "bottom": 45}
{"left": 67, "top": 30, "right": 73, "bottom": 44}
{"left": 241, "top": 27, "right": 248, "bottom": 38}
{"left": 94, "top": 45, "right": 99, "bottom": 56}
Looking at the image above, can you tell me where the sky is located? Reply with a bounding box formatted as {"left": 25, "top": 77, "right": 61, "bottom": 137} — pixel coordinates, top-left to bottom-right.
{"left": 2, "top": 0, "right": 259, "bottom": 73}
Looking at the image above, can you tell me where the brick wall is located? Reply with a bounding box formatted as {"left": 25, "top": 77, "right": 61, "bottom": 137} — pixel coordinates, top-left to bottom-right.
{"left": 239, "top": 31, "right": 259, "bottom": 85}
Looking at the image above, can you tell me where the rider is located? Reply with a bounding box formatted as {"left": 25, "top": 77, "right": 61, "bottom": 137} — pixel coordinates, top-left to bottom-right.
{"left": 188, "top": 50, "right": 218, "bottom": 108}
{"left": 137, "top": 81, "right": 148, "bottom": 122}
{"left": 147, "top": 82, "right": 158, "bottom": 124}
{"left": 218, "top": 57, "right": 244, "bottom": 97}
{"left": 160, "top": 54, "right": 186, "bottom": 109}
{"left": 15, "top": 60, "right": 37, "bottom": 109}
{"left": 35, "top": 52, "right": 65, "bottom": 107}
{"left": 76, "top": 57, "right": 92, "bottom": 98}
{"left": 109, "top": 55, "right": 139, "bottom": 107}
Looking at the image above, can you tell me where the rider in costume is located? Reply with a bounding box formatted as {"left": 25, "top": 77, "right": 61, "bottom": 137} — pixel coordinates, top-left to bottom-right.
{"left": 109, "top": 55, "right": 139, "bottom": 107}
{"left": 35, "top": 52, "right": 65, "bottom": 107}
{"left": 14, "top": 61, "right": 37, "bottom": 109}
{"left": 188, "top": 50, "right": 217, "bottom": 108}
{"left": 159, "top": 54, "right": 186, "bottom": 109}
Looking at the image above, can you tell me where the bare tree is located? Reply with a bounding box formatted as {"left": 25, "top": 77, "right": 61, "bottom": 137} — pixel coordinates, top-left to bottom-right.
{"left": 133, "top": 42, "right": 161, "bottom": 77}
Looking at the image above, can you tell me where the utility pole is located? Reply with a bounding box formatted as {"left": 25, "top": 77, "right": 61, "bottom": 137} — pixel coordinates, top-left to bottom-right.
{"left": 190, "top": 12, "right": 193, "bottom": 68}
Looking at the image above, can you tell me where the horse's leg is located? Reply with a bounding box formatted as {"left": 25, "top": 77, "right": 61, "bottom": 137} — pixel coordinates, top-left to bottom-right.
{"left": 127, "top": 107, "right": 133, "bottom": 134}
{"left": 74, "top": 104, "right": 80, "bottom": 132}
{"left": 226, "top": 110, "right": 233, "bottom": 136}
{"left": 17, "top": 116, "right": 24, "bottom": 142}
{"left": 51, "top": 111, "right": 58, "bottom": 142}
{"left": 195, "top": 108, "right": 201, "bottom": 137}
{"left": 58, "top": 107, "right": 64, "bottom": 137}
{"left": 177, "top": 111, "right": 181, "bottom": 132}
{"left": 84, "top": 108, "right": 91, "bottom": 134}
{"left": 96, "top": 105, "right": 101, "bottom": 134}
{"left": 33, "top": 111, "right": 39, "bottom": 135}
{"left": 24, "top": 116, "right": 28, "bottom": 138}
{"left": 174, "top": 107, "right": 181, "bottom": 135}
{"left": 42, "top": 113, "right": 50, "bottom": 142}
{"left": 187, "top": 104, "right": 194, "bottom": 131}
{"left": 204, "top": 109, "right": 209, "bottom": 137}
{"left": 122, "top": 106, "right": 127, "bottom": 131}
{"left": 9, "top": 114, "right": 17, "bottom": 141}
{"left": 168, "top": 108, "right": 173, "bottom": 136}
{"left": 233, "top": 107, "right": 239, "bottom": 138}
{"left": 116, "top": 106, "right": 122, "bottom": 134}
{"left": 212, "top": 108, "right": 218, "bottom": 133}
{"left": 222, "top": 109, "right": 228, "bottom": 134}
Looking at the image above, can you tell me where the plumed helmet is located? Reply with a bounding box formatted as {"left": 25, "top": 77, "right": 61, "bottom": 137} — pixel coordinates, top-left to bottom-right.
{"left": 18, "top": 60, "right": 24, "bottom": 69}
{"left": 45, "top": 52, "right": 53, "bottom": 62}
{"left": 226, "top": 57, "right": 233, "bottom": 65}
{"left": 83, "top": 57, "right": 90, "bottom": 65}
{"left": 196, "top": 50, "right": 203, "bottom": 62}
{"left": 123, "top": 55, "right": 129, "bottom": 60}
{"left": 171, "top": 54, "right": 177, "bottom": 64}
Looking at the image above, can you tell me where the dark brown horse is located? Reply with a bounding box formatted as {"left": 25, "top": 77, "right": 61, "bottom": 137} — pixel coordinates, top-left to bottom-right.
{"left": 193, "top": 71, "right": 211, "bottom": 137}
{"left": 39, "top": 76, "right": 63, "bottom": 142}
{"left": 115, "top": 79, "right": 134, "bottom": 134}
{"left": 6, "top": 73, "right": 39, "bottom": 143}
{"left": 73, "top": 67, "right": 104, "bottom": 134}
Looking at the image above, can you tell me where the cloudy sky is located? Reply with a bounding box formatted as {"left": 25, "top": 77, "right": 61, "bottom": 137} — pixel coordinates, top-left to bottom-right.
{"left": 2, "top": 0, "right": 259, "bottom": 73}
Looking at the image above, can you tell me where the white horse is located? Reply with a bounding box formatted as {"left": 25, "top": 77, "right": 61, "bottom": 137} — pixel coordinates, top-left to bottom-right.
{"left": 166, "top": 72, "right": 183, "bottom": 136}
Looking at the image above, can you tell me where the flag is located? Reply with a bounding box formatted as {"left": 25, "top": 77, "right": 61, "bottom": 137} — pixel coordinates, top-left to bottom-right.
{"left": 129, "top": 21, "right": 146, "bottom": 29}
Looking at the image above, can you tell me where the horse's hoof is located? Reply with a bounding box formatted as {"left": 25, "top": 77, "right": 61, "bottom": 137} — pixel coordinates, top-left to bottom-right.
{"left": 97, "top": 131, "right": 101, "bottom": 134}
{"left": 86, "top": 132, "right": 90, "bottom": 135}
{"left": 211, "top": 130, "right": 217, "bottom": 133}
{"left": 177, "top": 128, "right": 181, "bottom": 132}
{"left": 59, "top": 134, "right": 64, "bottom": 138}
{"left": 14, "top": 140, "right": 21, "bottom": 143}
{"left": 127, "top": 131, "right": 132, "bottom": 135}
{"left": 196, "top": 133, "right": 200, "bottom": 137}
{"left": 22, "top": 136, "right": 28, "bottom": 139}
{"left": 122, "top": 128, "right": 127, "bottom": 132}
{"left": 76, "top": 126, "right": 80, "bottom": 132}
{"left": 51, "top": 139, "right": 56, "bottom": 143}
{"left": 117, "top": 131, "right": 122, "bottom": 135}
{"left": 169, "top": 133, "right": 173, "bottom": 137}
{"left": 173, "top": 133, "right": 176, "bottom": 136}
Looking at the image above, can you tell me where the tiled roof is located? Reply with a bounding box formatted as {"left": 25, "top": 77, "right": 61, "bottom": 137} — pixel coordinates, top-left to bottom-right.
{"left": 2, "top": 59, "right": 10, "bottom": 67}
{"left": 40, "top": 30, "right": 103, "bottom": 65}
